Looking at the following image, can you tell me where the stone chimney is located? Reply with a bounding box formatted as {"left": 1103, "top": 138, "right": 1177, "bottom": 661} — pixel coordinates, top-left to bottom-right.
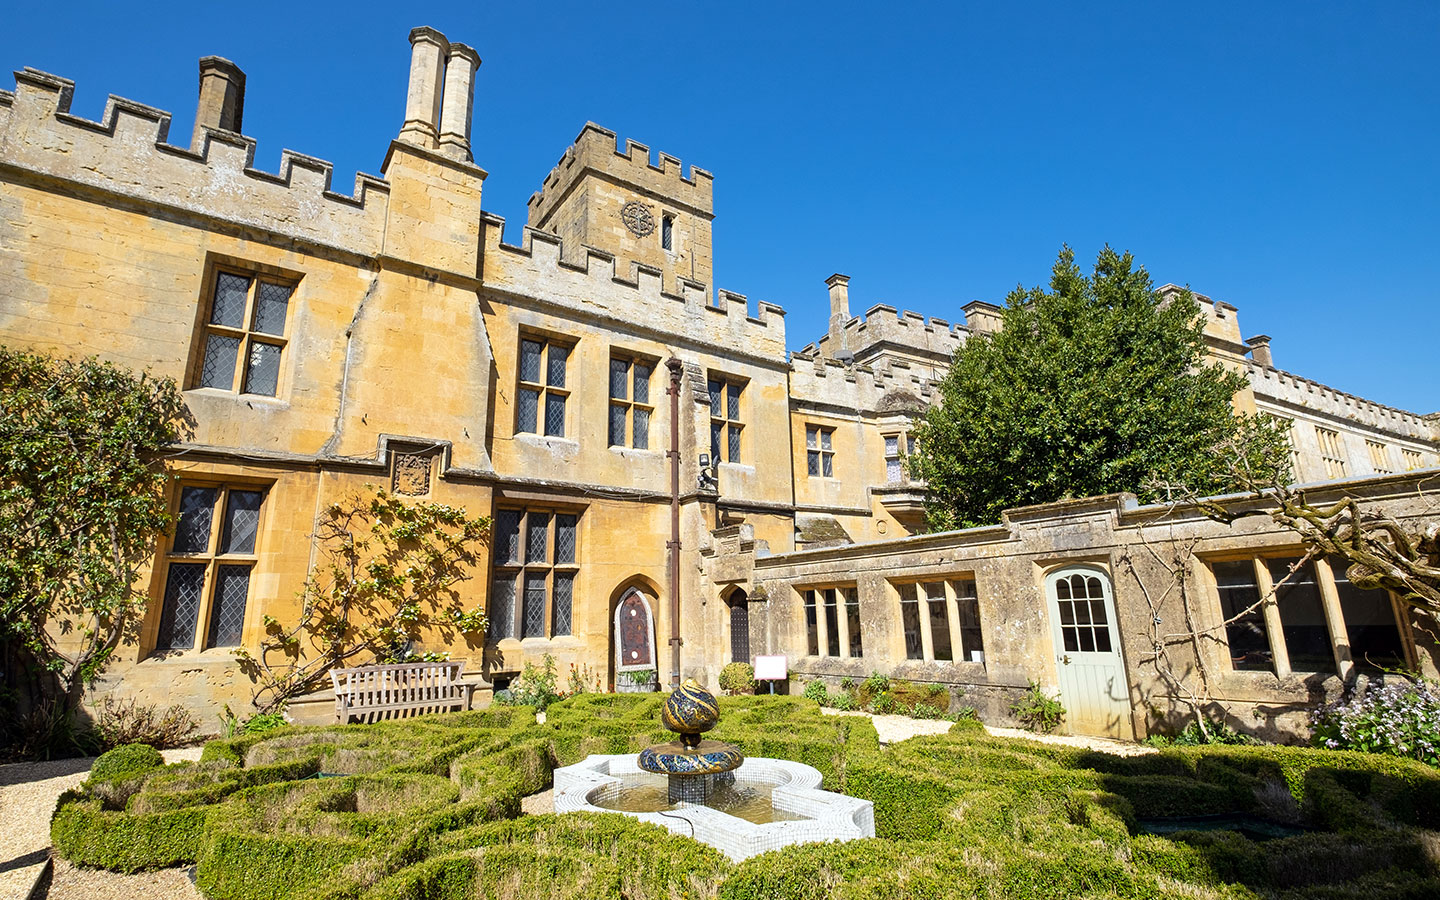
{"left": 437, "top": 43, "right": 480, "bottom": 162}
{"left": 190, "top": 56, "right": 245, "bottom": 151}
{"left": 962, "top": 300, "right": 1004, "bottom": 336}
{"left": 399, "top": 26, "right": 449, "bottom": 148}
{"left": 826, "top": 274, "right": 851, "bottom": 334}
{"left": 1246, "top": 334, "right": 1274, "bottom": 368}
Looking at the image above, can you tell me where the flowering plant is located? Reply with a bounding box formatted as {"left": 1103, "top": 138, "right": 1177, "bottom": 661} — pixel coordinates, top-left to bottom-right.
{"left": 1311, "top": 677, "right": 1440, "bottom": 766}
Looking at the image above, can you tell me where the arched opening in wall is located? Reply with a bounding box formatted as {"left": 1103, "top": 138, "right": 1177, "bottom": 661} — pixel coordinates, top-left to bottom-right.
{"left": 724, "top": 587, "right": 750, "bottom": 664}
{"left": 608, "top": 577, "right": 661, "bottom": 692}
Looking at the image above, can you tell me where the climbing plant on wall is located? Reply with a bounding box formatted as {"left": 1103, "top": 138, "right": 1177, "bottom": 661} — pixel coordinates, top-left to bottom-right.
{"left": 911, "top": 246, "right": 1290, "bottom": 529}
{"left": 235, "top": 489, "right": 491, "bottom": 713}
{"left": 0, "top": 347, "right": 192, "bottom": 727}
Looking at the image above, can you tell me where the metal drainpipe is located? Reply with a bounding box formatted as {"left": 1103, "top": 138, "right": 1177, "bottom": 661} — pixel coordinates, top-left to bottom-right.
{"left": 666, "top": 357, "right": 684, "bottom": 689}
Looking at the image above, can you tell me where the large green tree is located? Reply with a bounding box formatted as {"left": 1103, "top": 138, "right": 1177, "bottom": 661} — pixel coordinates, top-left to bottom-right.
{"left": 912, "top": 246, "right": 1284, "bottom": 529}
{"left": 0, "top": 347, "right": 192, "bottom": 709}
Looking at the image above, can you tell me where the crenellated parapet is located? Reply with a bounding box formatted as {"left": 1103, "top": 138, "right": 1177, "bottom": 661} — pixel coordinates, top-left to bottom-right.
{"left": 0, "top": 68, "right": 390, "bottom": 259}
{"left": 527, "top": 121, "right": 713, "bottom": 222}
{"left": 788, "top": 350, "right": 938, "bottom": 412}
{"left": 1249, "top": 362, "right": 1438, "bottom": 443}
{"left": 813, "top": 303, "right": 967, "bottom": 364}
{"left": 480, "top": 213, "right": 785, "bottom": 361}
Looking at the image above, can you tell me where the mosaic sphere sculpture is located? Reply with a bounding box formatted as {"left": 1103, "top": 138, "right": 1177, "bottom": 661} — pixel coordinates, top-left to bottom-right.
{"left": 661, "top": 678, "right": 720, "bottom": 744}
{"left": 637, "top": 678, "right": 744, "bottom": 779}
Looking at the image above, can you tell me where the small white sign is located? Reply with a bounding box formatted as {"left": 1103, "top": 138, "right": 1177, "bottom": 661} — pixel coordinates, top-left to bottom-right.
{"left": 753, "top": 655, "right": 787, "bottom": 681}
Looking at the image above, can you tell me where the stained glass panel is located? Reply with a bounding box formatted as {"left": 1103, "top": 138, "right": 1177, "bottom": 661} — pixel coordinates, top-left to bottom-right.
{"left": 220, "top": 490, "right": 262, "bottom": 554}
{"left": 609, "top": 403, "right": 626, "bottom": 447}
{"left": 525, "top": 513, "right": 549, "bottom": 563}
{"left": 522, "top": 573, "right": 547, "bottom": 638}
{"left": 727, "top": 424, "right": 741, "bottom": 463}
{"left": 174, "top": 487, "right": 217, "bottom": 553}
{"left": 555, "top": 514, "right": 577, "bottom": 564}
{"left": 243, "top": 341, "right": 282, "bottom": 396}
{"left": 210, "top": 272, "right": 250, "bottom": 328}
{"left": 552, "top": 572, "right": 573, "bottom": 636}
{"left": 727, "top": 382, "right": 741, "bottom": 420}
{"left": 633, "top": 364, "right": 651, "bottom": 404}
{"left": 495, "top": 510, "right": 522, "bottom": 564}
{"left": 708, "top": 380, "right": 722, "bottom": 417}
{"left": 200, "top": 334, "right": 241, "bottom": 389}
{"left": 516, "top": 388, "right": 539, "bottom": 433}
{"left": 252, "top": 281, "right": 291, "bottom": 335}
{"left": 157, "top": 563, "right": 205, "bottom": 650}
{"left": 547, "top": 344, "right": 568, "bottom": 387}
{"left": 207, "top": 565, "right": 250, "bottom": 647}
{"left": 488, "top": 576, "right": 515, "bottom": 641}
{"left": 544, "top": 394, "right": 566, "bottom": 437}
{"left": 633, "top": 409, "right": 649, "bottom": 450}
{"left": 519, "top": 339, "right": 542, "bottom": 383}
{"left": 609, "top": 359, "right": 628, "bottom": 399}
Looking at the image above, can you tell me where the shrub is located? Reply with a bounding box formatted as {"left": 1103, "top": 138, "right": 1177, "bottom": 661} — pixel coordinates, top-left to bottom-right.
{"left": 863, "top": 671, "right": 890, "bottom": 695}
{"left": 92, "top": 696, "right": 198, "bottom": 749}
{"left": 1148, "top": 717, "right": 1258, "bottom": 747}
{"left": 802, "top": 680, "right": 829, "bottom": 705}
{"left": 506, "top": 654, "right": 563, "bottom": 711}
{"left": 1312, "top": 678, "right": 1440, "bottom": 766}
{"left": 830, "top": 691, "right": 857, "bottom": 711}
{"left": 718, "top": 662, "right": 756, "bottom": 695}
{"left": 1011, "top": 680, "right": 1065, "bottom": 733}
{"left": 91, "top": 742, "right": 164, "bottom": 783}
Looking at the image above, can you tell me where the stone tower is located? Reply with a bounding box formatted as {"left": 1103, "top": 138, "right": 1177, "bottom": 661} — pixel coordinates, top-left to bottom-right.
{"left": 526, "top": 122, "right": 714, "bottom": 292}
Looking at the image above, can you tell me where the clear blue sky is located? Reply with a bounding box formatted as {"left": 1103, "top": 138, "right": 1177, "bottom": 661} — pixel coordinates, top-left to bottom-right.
{"left": 4, "top": 1, "right": 1436, "bottom": 412}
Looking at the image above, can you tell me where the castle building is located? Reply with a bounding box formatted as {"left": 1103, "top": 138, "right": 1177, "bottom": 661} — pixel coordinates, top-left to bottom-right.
{"left": 2, "top": 27, "right": 1437, "bottom": 737}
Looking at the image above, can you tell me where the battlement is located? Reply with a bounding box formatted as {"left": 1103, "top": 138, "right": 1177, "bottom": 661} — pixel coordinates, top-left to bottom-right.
{"left": 1249, "top": 362, "right": 1439, "bottom": 443}
{"left": 480, "top": 213, "right": 785, "bottom": 361}
{"left": 527, "top": 122, "right": 714, "bottom": 224}
{"left": 0, "top": 67, "right": 390, "bottom": 258}
{"left": 789, "top": 345, "right": 940, "bottom": 408}
{"left": 813, "top": 303, "right": 967, "bottom": 363}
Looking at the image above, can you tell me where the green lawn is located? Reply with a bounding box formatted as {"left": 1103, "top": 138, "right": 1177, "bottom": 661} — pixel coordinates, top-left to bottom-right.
{"left": 52, "top": 695, "right": 1440, "bottom": 899}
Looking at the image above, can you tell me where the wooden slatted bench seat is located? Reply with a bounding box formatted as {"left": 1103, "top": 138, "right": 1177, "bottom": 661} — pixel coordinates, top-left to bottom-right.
{"left": 329, "top": 660, "right": 476, "bottom": 723}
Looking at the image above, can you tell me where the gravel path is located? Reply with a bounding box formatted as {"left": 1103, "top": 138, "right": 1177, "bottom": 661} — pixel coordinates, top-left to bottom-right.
{"left": 0, "top": 748, "right": 200, "bottom": 900}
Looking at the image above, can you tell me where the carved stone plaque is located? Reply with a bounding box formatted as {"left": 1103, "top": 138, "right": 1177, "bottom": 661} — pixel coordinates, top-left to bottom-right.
{"left": 392, "top": 452, "right": 433, "bottom": 497}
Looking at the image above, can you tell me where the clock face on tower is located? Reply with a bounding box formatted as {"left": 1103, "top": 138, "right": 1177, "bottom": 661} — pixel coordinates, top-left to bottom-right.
{"left": 621, "top": 201, "right": 656, "bottom": 237}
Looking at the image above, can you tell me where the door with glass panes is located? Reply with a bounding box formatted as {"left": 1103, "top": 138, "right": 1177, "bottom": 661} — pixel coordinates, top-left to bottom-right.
{"left": 1045, "top": 567, "right": 1132, "bottom": 739}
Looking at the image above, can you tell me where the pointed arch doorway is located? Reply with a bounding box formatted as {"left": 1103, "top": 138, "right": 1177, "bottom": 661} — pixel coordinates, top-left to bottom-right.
{"left": 612, "top": 585, "right": 659, "bottom": 692}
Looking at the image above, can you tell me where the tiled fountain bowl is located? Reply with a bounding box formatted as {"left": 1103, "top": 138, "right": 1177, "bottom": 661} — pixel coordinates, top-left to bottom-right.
{"left": 553, "top": 754, "right": 874, "bottom": 861}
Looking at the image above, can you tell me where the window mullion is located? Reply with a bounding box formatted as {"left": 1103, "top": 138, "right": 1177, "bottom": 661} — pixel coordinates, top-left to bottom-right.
{"left": 917, "top": 584, "right": 936, "bottom": 662}
{"left": 1312, "top": 558, "right": 1354, "bottom": 679}
{"left": 1252, "top": 558, "right": 1290, "bottom": 678}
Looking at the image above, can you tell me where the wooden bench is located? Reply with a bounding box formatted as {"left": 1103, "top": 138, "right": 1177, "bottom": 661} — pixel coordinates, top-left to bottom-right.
{"left": 329, "top": 660, "right": 476, "bottom": 723}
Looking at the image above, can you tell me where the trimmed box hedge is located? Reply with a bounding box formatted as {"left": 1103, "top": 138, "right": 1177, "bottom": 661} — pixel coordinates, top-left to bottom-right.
{"left": 49, "top": 696, "right": 1440, "bottom": 900}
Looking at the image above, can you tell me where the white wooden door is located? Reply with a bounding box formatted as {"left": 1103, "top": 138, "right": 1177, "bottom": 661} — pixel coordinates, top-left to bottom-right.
{"left": 1046, "top": 568, "right": 1132, "bottom": 739}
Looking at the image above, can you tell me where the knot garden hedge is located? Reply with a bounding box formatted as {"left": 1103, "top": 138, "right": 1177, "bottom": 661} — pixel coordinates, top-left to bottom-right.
{"left": 52, "top": 695, "right": 1440, "bottom": 899}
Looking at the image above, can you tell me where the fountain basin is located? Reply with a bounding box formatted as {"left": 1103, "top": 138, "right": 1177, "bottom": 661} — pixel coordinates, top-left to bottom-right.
{"left": 554, "top": 753, "right": 874, "bottom": 861}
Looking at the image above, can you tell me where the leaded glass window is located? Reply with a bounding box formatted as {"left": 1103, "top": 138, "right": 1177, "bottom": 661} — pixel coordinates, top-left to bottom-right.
{"left": 195, "top": 269, "right": 295, "bottom": 397}
{"left": 489, "top": 508, "right": 581, "bottom": 641}
{"left": 515, "top": 336, "right": 571, "bottom": 437}
{"left": 708, "top": 374, "right": 744, "bottom": 463}
{"left": 608, "top": 355, "right": 655, "bottom": 449}
{"left": 806, "top": 425, "right": 834, "bottom": 478}
{"left": 156, "top": 485, "right": 264, "bottom": 652}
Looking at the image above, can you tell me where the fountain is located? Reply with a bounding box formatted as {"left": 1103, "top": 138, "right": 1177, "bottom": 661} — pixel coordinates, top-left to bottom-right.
{"left": 553, "top": 679, "right": 874, "bottom": 861}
